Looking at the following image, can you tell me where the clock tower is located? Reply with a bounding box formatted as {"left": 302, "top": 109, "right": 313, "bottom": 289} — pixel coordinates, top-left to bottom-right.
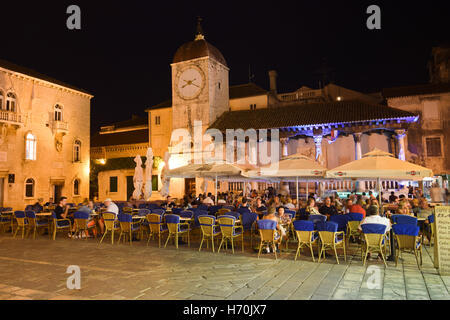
{"left": 170, "top": 18, "right": 229, "bottom": 138}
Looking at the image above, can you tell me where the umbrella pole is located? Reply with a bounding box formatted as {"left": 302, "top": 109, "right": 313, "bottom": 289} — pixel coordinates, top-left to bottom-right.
{"left": 377, "top": 177, "right": 382, "bottom": 212}
{"left": 215, "top": 174, "right": 218, "bottom": 205}
{"left": 306, "top": 180, "right": 309, "bottom": 201}
{"left": 296, "top": 176, "right": 299, "bottom": 207}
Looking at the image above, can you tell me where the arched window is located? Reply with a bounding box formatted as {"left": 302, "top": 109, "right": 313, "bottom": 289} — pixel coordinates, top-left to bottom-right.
{"left": 54, "top": 104, "right": 63, "bottom": 121}
{"left": 6, "top": 92, "right": 16, "bottom": 112}
{"left": 25, "top": 178, "right": 35, "bottom": 198}
{"left": 73, "top": 140, "right": 81, "bottom": 162}
{"left": 0, "top": 90, "right": 3, "bottom": 110}
{"left": 25, "top": 133, "right": 37, "bottom": 160}
{"left": 73, "top": 179, "right": 80, "bottom": 196}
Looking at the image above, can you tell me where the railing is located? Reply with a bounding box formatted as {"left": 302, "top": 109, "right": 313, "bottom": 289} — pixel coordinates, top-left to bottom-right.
{"left": 51, "top": 120, "right": 68, "bottom": 131}
{"left": 278, "top": 89, "right": 321, "bottom": 102}
{"left": 0, "top": 110, "right": 23, "bottom": 124}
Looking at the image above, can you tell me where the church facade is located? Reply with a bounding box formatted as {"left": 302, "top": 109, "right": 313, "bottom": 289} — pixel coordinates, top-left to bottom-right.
{"left": 0, "top": 59, "right": 93, "bottom": 209}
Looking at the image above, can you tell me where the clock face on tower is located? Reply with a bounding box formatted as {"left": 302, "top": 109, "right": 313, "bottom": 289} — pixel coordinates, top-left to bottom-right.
{"left": 175, "top": 66, "right": 205, "bottom": 100}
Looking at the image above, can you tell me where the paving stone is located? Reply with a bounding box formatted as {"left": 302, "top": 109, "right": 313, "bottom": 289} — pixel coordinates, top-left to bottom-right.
{"left": 0, "top": 234, "right": 439, "bottom": 300}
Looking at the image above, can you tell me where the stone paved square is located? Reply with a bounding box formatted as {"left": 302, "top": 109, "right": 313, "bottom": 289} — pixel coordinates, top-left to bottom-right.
{"left": 0, "top": 231, "right": 448, "bottom": 300}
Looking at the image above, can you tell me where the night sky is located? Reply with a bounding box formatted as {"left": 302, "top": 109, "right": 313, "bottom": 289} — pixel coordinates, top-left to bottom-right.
{"left": 1, "top": 1, "right": 449, "bottom": 132}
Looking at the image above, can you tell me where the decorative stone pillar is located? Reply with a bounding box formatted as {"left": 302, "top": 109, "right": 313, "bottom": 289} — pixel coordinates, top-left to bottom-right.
{"left": 280, "top": 138, "right": 290, "bottom": 195}
{"left": 353, "top": 132, "right": 363, "bottom": 160}
{"left": 395, "top": 129, "right": 406, "bottom": 161}
{"left": 280, "top": 137, "right": 289, "bottom": 157}
{"left": 313, "top": 135, "right": 323, "bottom": 164}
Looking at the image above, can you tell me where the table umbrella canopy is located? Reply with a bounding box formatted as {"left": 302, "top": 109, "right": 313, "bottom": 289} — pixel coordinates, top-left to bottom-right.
{"left": 244, "top": 153, "right": 327, "bottom": 180}
{"left": 325, "top": 148, "right": 434, "bottom": 180}
{"left": 166, "top": 162, "right": 257, "bottom": 180}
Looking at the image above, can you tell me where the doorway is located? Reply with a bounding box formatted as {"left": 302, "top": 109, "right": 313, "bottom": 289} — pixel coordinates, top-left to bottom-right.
{"left": 53, "top": 184, "right": 63, "bottom": 203}
{"left": 126, "top": 176, "right": 134, "bottom": 201}
{"left": 185, "top": 178, "right": 196, "bottom": 196}
{"left": 0, "top": 178, "right": 4, "bottom": 207}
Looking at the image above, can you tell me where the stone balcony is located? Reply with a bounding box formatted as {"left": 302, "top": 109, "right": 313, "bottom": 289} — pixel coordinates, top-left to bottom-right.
{"left": 50, "top": 119, "right": 69, "bottom": 134}
{"left": 0, "top": 110, "right": 24, "bottom": 126}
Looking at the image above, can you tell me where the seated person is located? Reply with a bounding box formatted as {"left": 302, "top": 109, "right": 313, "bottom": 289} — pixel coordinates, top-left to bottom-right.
{"left": 262, "top": 206, "right": 282, "bottom": 253}
{"left": 396, "top": 201, "right": 412, "bottom": 216}
{"left": 319, "top": 197, "right": 338, "bottom": 217}
{"left": 389, "top": 191, "right": 398, "bottom": 203}
{"left": 349, "top": 198, "right": 366, "bottom": 218}
{"left": 32, "top": 198, "right": 44, "bottom": 213}
{"left": 54, "top": 196, "right": 70, "bottom": 220}
{"left": 254, "top": 197, "right": 267, "bottom": 212}
{"left": 305, "top": 198, "right": 321, "bottom": 216}
{"left": 165, "top": 195, "right": 177, "bottom": 208}
{"left": 277, "top": 207, "right": 292, "bottom": 225}
{"left": 359, "top": 205, "right": 391, "bottom": 234}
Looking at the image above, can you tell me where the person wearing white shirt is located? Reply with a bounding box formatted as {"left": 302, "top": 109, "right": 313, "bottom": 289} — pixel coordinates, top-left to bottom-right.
{"left": 202, "top": 196, "right": 214, "bottom": 205}
{"left": 104, "top": 198, "right": 119, "bottom": 216}
{"left": 358, "top": 205, "right": 391, "bottom": 234}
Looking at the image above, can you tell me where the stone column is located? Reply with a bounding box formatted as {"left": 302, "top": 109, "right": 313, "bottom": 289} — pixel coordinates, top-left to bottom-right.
{"left": 280, "top": 138, "right": 290, "bottom": 195}
{"left": 353, "top": 132, "right": 363, "bottom": 160}
{"left": 280, "top": 137, "right": 289, "bottom": 157}
{"left": 395, "top": 129, "right": 406, "bottom": 161}
{"left": 313, "top": 135, "right": 323, "bottom": 164}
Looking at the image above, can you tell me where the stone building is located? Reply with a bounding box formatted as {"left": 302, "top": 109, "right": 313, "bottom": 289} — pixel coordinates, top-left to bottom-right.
{"left": 93, "top": 23, "right": 446, "bottom": 201}
{"left": 90, "top": 115, "right": 152, "bottom": 202}
{"left": 0, "top": 59, "right": 93, "bottom": 209}
{"left": 142, "top": 22, "right": 418, "bottom": 199}
{"left": 383, "top": 46, "right": 450, "bottom": 187}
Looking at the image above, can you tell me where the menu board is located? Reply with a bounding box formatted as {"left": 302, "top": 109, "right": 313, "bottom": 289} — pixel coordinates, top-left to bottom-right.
{"left": 434, "top": 206, "right": 450, "bottom": 275}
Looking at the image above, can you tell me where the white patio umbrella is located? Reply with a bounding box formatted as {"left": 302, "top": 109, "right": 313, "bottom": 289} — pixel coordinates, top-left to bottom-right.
{"left": 167, "top": 162, "right": 258, "bottom": 204}
{"left": 159, "top": 152, "right": 171, "bottom": 198}
{"left": 144, "top": 148, "right": 153, "bottom": 200}
{"left": 132, "top": 155, "right": 144, "bottom": 200}
{"left": 245, "top": 153, "right": 328, "bottom": 204}
{"left": 326, "top": 148, "right": 434, "bottom": 205}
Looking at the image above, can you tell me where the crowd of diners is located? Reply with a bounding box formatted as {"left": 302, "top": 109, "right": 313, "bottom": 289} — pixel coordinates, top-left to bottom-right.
{"left": 16, "top": 184, "right": 439, "bottom": 243}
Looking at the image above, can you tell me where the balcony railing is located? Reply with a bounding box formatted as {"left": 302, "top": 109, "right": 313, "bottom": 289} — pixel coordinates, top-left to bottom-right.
{"left": 51, "top": 119, "right": 69, "bottom": 132}
{"left": 278, "top": 89, "right": 322, "bottom": 102}
{"left": 0, "top": 110, "right": 24, "bottom": 125}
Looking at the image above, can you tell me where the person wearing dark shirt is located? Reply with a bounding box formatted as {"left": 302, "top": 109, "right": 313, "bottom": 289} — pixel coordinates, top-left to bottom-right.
{"left": 54, "top": 197, "right": 69, "bottom": 219}
{"left": 389, "top": 192, "right": 398, "bottom": 203}
{"left": 32, "top": 198, "right": 44, "bottom": 213}
{"left": 319, "top": 197, "right": 338, "bottom": 217}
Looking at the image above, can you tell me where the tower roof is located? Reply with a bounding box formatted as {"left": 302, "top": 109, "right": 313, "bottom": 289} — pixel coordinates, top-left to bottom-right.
{"left": 172, "top": 18, "right": 227, "bottom": 66}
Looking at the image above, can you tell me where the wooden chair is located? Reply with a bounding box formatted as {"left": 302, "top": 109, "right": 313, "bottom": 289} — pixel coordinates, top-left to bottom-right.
{"left": 117, "top": 213, "right": 141, "bottom": 245}
{"left": 99, "top": 212, "right": 120, "bottom": 244}
{"left": 146, "top": 213, "right": 168, "bottom": 248}
{"left": 25, "top": 211, "right": 50, "bottom": 239}
{"left": 256, "top": 219, "right": 279, "bottom": 259}
{"left": 217, "top": 215, "right": 244, "bottom": 254}
{"left": 317, "top": 221, "right": 346, "bottom": 264}
{"left": 13, "top": 211, "right": 28, "bottom": 239}
{"left": 51, "top": 211, "right": 72, "bottom": 240}
{"left": 73, "top": 211, "right": 95, "bottom": 240}
{"left": 293, "top": 220, "right": 319, "bottom": 262}
{"left": 164, "top": 214, "right": 190, "bottom": 249}
{"left": 198, "top": 215, "right": 221, "bottom": 252}
{"left": 393, "top": 224, "right": 423, "bottom": 270}
{"left": 360, "top": 223, "right": 388, "bottom": 267}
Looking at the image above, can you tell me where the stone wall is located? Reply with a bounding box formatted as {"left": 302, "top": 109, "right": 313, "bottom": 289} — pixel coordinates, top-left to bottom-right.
{"left": 0, "top": 67, "right": 92, "bottom": 209}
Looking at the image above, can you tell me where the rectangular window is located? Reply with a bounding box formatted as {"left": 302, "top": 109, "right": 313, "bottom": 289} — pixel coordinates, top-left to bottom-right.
{"left": 250, "top": 104, "right": 256, "bottom": 110}
{"left": 25, "top": 184, "right": 34, "bottom": 198}
{"left": 109, "top": 176, "right": 118, "bottom": 193}
{"left": 152, "top": 175, "right": 158, "bottom": 191}
{"left": 155, "top": 116, "right": 161, "bottom": 125}
{"left": 426, "top": 137, "right": 442, "bottom": 157}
